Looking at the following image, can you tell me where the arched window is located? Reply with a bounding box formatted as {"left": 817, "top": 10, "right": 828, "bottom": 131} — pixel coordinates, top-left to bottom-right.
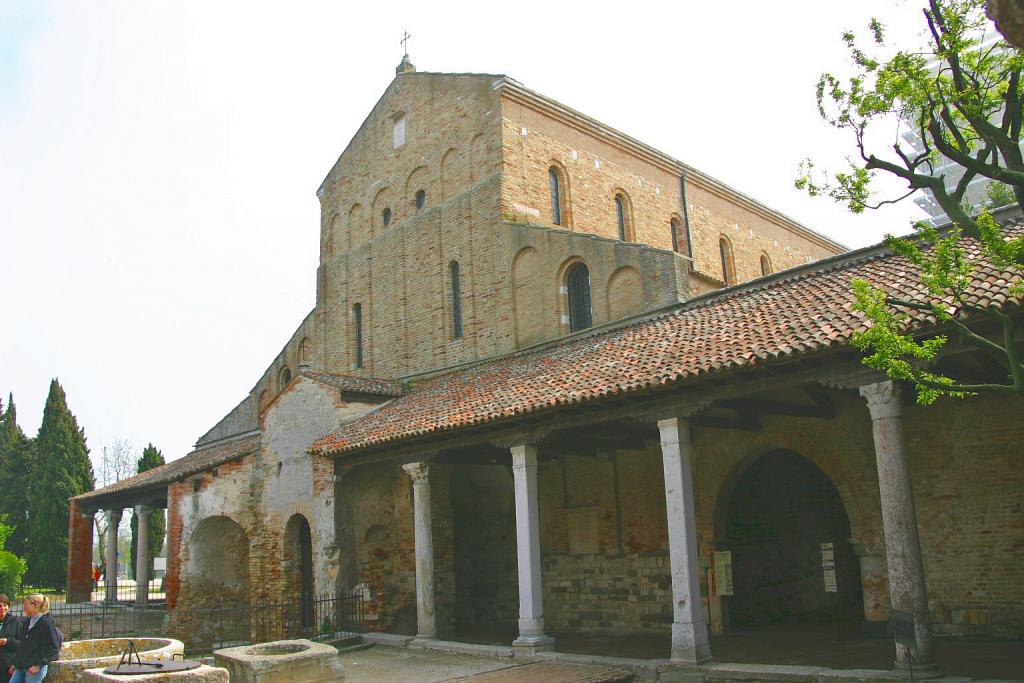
{"left": 415, "top": 190, "right": 426, "bottom": 210}
{"left": 670, "top": 218, "right": 681, "bottom": 253}
{"left": 450, "top": 261, "right": 463, "bottom": 339}
{"left": 614, "top": 194, "right": 630, "bottom": 241}
{"left": 352, "top": 303, "right": 364, "bottom": 369}
{"left": 548, "top": 167, "right": 563, "bottom": 226}
{"left": 382, "top": 208, "right": 392, "bottom": 226}
{"left": 278, "top": 367, "right": 292, "bottom": 391}
{"left": 299, "top": 337, "right": 311, "bottom": 363}
{"left": 565, "top": 262, "right": 593, "bottom": 332}
{"left": 760, "top": 253, "right": 773, "bottom": 276}
{"left": 719, "top": 237, "right": 736, "bottom": 284}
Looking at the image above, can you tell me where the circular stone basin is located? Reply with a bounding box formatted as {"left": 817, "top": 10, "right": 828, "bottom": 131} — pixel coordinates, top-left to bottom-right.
{"left": 246, "top": 643, "right": 309, "bottom": 656}
{"left": 48, "top": 638, "right": 185, "bottom": 683}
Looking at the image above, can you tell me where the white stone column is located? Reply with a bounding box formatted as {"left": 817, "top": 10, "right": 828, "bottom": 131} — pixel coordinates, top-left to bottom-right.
{"left": 402, "top": 462, "right": 436, "bottom": 640}
{"left": 104, "top": 508, "right": 123, "bottom": 605}
{"left": 134, "top": 505, "right": 151, "bottom": 608}
{"left": 510, "top": 444, "right": 554, "bottom": 654}
{"left": 860, "top": 381, "right": 939, "bottom": 676}
{"left": 658, "top": 417, "right": 711, "bottom": 664}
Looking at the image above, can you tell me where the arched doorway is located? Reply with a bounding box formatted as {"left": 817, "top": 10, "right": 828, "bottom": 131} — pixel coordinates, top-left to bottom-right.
{"left": 188, "top": 516, "right": 250, "bottom": 645}
{"left": 285, "top": 514, "right": 315, "bottom": 630}
{"left": 719, "top": 450, "right": 863, "bottom": 629}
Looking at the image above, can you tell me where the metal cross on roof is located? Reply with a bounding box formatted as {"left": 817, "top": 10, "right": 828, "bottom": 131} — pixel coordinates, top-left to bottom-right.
{"left": 401, "top": 31, "right": 411, "bottom": 56}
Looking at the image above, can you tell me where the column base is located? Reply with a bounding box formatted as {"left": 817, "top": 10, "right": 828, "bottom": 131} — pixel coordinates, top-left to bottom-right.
{"left": 513, "top": 634, "right": 555, "bottom": 657}
{"left": 670, "top": 622, "right": 712, "bottom": 665}
{"left": 410, "top": 636, "right": 437, "bottom": 648}
{"left": 894, "top": 659, "right": 942, "bottom": 679}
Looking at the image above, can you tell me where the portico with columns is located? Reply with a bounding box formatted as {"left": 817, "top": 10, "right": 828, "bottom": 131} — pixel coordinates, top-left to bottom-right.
{"left": 320, "top": 348, "right": 1017, "bottom": 676}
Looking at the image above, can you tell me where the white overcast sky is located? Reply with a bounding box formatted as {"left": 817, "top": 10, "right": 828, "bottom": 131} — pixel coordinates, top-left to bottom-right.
{"left": 1, "top": 0, "right": 937, "bottom": 467}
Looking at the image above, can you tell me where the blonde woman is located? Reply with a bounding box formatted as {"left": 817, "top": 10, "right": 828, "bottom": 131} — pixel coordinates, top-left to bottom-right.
{"left": 10, "top": 595, "right": 59, "bottom": 683}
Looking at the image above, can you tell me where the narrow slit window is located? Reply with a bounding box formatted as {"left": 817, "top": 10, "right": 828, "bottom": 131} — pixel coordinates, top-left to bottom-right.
{"left": 566, "top": 262, "right": 593, "bottom": 332}
{"left": 353, "top": 303, "right": 364, "bottom": 368}
{"left": 615, "top": 195, "right": 628, "bottom": 241}
{"left": 670, "top": 218, "right": 681, "bottom": 253}
{"left": 382, "top": 208, "right": 392, "bottom": 226}
{"left": 549, "top": 167, "right": 562, "bottom": 225}
{"left": 719, "top": 238, "right": 735, "bottom": 284}
{"left": 415, "top": 190, "right": 426, "bottom": 210}
{"left": 760, "top": 254, "right": 772, "bottom": 276}
{"left": 450, "top": 261, "right": 463, "bottom": 339}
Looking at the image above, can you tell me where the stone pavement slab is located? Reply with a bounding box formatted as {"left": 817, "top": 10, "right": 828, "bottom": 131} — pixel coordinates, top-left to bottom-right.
{"left": 335, "top": 644, "right": 512, "bottom": 683}
{"left": 453, "top": 661, "right": 633, "bottom": 682}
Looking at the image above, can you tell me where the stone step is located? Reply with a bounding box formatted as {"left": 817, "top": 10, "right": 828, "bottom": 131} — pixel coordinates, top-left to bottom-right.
{"left": 326, "top": 634, "right": 364, "bottom": 649}
{"left": 335, "top": 641, "right": 375, "bottom": 655}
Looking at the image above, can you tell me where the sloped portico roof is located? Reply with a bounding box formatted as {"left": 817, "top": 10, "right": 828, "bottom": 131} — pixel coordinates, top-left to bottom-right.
{"left": 310, "top": 223, "right": 1023, "bottom": 458}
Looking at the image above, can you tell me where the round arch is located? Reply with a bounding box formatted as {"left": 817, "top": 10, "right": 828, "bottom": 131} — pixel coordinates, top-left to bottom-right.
{"left": 713, "top": 449, "right": 863, "bottom": 628}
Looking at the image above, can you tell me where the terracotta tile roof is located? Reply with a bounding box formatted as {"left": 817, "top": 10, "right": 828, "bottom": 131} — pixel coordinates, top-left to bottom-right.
{"left": 303, "top": 371, "right": 404, "bottom": 397}
{"left": 311, "top": 227, "right": 1023, "bottom": 457}
{"left": 74, "top": 434, "right": 260, "bottom": 504}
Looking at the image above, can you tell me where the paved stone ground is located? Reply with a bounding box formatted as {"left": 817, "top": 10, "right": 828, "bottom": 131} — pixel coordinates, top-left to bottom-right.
{"left": 453, "top": 662, "right": 632, "bottom": 682}
{"left": 334, "top": 646, "right": 634, "bottom": 683}
{"left": 335, "top": 646, "right": 512, "bottom": 683}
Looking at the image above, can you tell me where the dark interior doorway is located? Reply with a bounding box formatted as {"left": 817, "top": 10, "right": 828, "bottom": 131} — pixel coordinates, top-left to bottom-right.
{"left": 722, "top": 450, "right": 863, "bottom": 626}
{"left": 450, "top": 464, "right": 518, "bottom": 640}
{"left": 286, "top": 514, "right": 315, "bottom": 629}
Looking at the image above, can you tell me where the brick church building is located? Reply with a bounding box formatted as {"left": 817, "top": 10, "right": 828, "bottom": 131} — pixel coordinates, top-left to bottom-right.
{"left": 69, "top": 56, "right": 1023, "bottom": 676}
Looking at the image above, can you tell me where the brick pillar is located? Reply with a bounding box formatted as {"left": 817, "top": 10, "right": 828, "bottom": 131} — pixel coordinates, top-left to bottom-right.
{"left": 66, "top": 499, "right": 95, "bottom": 603}
{"left": 861, "top": 381, "right": 939, "bottom": 677}
{"left": 658, "top": 416, "right": 712, "bottom": 664}
{"left": 165, "top": 483, "right": 183, "bottom": 609}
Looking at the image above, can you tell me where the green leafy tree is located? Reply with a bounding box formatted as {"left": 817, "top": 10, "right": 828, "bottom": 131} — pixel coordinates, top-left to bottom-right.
{"left": 0, "top": 515, "right": 28, "bottom": 598}
{"left": 129, "top": 444, "right": 166, "bottom": 580}
{"left": 0, "top": 394, "right": 35, "bottom": 557}
{"left": 29, "top": 379, "right": 95, "bottom": 588}
{"left": 797, "top": 0, "right": 1024, "bottom": 401}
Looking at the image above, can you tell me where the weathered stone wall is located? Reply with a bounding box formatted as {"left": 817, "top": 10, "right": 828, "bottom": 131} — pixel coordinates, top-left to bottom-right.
{"left": 335, "top": 461, "right": 417, "bottom": 634}
{"left": 169, "top": 378, "right": 381, "bottom": 643}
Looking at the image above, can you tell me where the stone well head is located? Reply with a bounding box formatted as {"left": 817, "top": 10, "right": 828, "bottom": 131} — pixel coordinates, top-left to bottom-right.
{"left": 48, "top": 638, "right": 185, "bottom": 683}
{"left": 214, "top": 639, "right": 343, "bottom": 682}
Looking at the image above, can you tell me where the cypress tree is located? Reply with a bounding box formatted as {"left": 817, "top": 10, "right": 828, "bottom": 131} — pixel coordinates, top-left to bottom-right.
{"left": 0, "top": 394, "right": 35, "bottom": 557}
{"left": 29, "top": 379, "right": 95, "bottom": 588}
{"left": 129, "top": 444, "right": 166, "bottom": 579}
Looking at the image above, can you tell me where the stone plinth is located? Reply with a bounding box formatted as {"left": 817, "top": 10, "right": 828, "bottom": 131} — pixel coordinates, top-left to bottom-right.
{"left": 48, "top": 638, "right": 185, "bottom": 683}
{"left": 214, "top": 639, "right": 343, "bottom": 682}
{"left": 81, "top": 664, "right": 229, "bottom": 682}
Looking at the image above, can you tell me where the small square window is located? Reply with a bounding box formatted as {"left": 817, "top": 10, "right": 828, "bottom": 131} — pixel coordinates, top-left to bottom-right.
{"left": 393, "top": 116, "right": 406, "bottom": 149}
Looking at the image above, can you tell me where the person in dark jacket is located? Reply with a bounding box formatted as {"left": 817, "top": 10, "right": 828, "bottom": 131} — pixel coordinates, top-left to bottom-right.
{"left": 0, "top": 594, "right": 21, "bottom": 683}
{"left": 10, "top": 595, "right": 59, "bottom": 683}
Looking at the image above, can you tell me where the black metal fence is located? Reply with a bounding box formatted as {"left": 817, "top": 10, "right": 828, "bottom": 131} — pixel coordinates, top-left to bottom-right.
{"left": 47, "top": 593, "right": 364, "bottom": 652}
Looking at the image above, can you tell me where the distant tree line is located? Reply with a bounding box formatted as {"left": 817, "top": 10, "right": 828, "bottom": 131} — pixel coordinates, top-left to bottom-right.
{"left": 0, "top": 379, "right": 166, "bottom": 592}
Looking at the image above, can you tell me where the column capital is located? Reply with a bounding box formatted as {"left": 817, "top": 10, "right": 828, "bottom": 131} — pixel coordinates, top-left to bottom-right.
{"left": 107, "top": 508, "right": 124, "bottom": 522}
{"left": 510, "top": 443, "right": 538, "bottom": 469}
{"left": 657, "top": 415, "right": 693, "bottom": 447}
{"left": 402, "top": 461, "right": 431, "bottom": 483}
{"left": 135, "top": 503, "right": 151, "bottom": 515}
{"left": 860, "top": 380, "right": 903, "bottom": 420}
